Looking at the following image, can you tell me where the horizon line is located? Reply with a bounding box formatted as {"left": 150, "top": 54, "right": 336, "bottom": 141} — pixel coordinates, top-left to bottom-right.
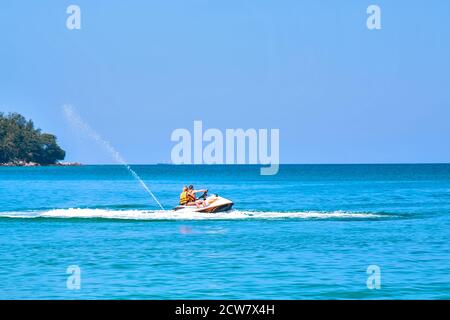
{"left": 64, "top": 162, "right": 450, "bottom": 166}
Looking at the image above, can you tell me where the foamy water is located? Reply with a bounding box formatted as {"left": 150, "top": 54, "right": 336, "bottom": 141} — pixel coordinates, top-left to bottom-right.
{"left": 0, "top": 208, "right": 384, "bottom": 220}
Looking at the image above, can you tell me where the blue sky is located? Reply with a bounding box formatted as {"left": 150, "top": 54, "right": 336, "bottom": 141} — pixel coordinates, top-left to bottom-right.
{"left": 1, "top": 0, "right": 449, "bottom": 164}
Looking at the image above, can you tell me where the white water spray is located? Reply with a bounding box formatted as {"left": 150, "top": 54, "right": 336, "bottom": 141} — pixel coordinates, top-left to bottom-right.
{"left": 62, "top": 105, "right": 165, "bottom": 210}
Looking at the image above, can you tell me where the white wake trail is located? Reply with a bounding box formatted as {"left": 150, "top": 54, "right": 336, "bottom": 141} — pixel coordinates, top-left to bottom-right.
{"left": 0, "top": 209, "right": 385, "bottom": 220}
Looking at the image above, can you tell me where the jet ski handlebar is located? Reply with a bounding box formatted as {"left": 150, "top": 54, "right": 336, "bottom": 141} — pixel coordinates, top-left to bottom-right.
{"left": 199, "top": 190, "right": 208, "bottom": 200}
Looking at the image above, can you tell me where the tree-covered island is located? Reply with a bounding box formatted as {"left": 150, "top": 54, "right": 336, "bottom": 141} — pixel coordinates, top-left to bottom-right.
{"left": 0, "top": 112, "right": 77, "bottom": 166}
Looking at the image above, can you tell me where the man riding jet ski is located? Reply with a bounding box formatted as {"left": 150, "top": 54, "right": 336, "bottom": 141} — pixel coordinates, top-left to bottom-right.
{"left": 175, "top": 185, "right": 233, "bottom": 213}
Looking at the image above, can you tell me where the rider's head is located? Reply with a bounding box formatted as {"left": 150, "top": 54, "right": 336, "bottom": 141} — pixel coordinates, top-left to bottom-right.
{"left": 188, "top": 185, "right": 194, "bottom": 190}
{"left": 183, "top": 186, "right": 188, "bottom": 192}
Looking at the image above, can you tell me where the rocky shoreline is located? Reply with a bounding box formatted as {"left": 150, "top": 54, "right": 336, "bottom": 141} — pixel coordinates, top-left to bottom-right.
{"left": 0, "top": 161, "right": 82, "bottom": 167}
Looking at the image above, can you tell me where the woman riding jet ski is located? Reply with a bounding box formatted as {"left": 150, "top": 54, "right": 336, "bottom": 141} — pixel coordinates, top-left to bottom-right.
{"left": 175, "top": 185, "right": 233, "bottom": 213}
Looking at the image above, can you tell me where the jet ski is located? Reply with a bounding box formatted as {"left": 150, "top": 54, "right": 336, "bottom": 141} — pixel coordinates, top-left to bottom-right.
{"left": 174, "top": 194, "right": 234, "bottom": 213}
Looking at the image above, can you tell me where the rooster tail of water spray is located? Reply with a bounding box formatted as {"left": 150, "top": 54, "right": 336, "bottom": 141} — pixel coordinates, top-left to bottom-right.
{"left": 63, "top": 105, "right": 165, "bottom": 210}
{"left": 126, "top": 165, "right": 165, "bottom": 210}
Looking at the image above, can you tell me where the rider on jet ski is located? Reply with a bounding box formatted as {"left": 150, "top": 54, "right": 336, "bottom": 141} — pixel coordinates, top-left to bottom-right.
{"left": 179, "top": 185, "right": 208, "bottom": 208}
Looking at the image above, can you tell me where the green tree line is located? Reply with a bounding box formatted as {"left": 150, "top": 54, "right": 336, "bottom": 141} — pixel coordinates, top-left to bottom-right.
{"left": 0, "top": 112, "right": 66, "bottom": 165}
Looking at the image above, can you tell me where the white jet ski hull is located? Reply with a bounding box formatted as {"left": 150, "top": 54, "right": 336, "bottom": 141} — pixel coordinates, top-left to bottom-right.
{"left": 174, "top": 196, "right": 234, "bottom": 213}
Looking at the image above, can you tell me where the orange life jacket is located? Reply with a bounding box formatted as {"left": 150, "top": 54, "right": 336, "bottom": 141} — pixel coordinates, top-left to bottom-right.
{"left": 187, "top": 191, "right": 196, "bottom": 202}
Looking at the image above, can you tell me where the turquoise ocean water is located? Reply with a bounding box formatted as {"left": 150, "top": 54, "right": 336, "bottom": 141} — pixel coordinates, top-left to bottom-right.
{"left": 0, "top": 164, "right": 449, "bottom": 299}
